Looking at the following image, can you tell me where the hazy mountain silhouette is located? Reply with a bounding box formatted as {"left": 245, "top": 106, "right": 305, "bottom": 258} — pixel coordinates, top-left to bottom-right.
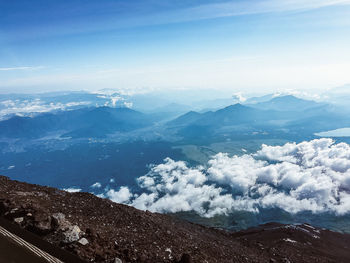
{"left": 0, "top": 107, "right": 152, "bottom": 139}
{"left": 248, "top": 95, "right": 322, "bottom": 111}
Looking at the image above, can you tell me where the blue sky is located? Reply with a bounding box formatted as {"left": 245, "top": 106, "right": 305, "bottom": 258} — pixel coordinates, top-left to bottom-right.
{"left": 0, "top": 0, "right": 350, "bottom": 94}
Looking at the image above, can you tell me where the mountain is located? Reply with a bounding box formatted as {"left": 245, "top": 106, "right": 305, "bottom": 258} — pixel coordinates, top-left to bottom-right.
{"left": 62, "top": 107, "right": 151, "bottom": 138}
{"left": 0, "top": 107, "right": 153, "bottom": 139}
{"left": 169, "top": 103, "right": 293, "bottom": 128}
{"left": 167, "top": 111, "right": 203, "bottom": 127}
{"left": 205, "top": 103, "right": 284, "bottom": 125}
{"left": 286, "top": 106, "right": 350, "bottom": 133}
{"left": 167, "top": 100, "right": 350, "bottom": 143}
{"left": 166, "top": 104, "right": 302, "bottom": 143}
{"left": 248, "top": 95, "right": 322, "bottom": 111}
{"left": 322, "top": 84, "right": 350, "bottom": 107}
{"left": 243, "top": 93, "right": 276, "bottom": 104}
{"left": 148, "top": 103, "right": 193, "bottom": 114}
{"left": 1, "top": 175, "right": 350, "bottom": 263}
{"left": 143, "top": 103, "right": 195, "bottom": 122}
{"left": 190, "top": 97, "right": 240, "bottom": 111}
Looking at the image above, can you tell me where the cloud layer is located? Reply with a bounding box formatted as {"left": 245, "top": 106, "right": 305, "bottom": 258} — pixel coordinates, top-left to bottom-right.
{"left": 105, "top": 139, "right": 350, "bottom": 217}
{"left": 0, "top": 99, "right": 91, "bottom": 120}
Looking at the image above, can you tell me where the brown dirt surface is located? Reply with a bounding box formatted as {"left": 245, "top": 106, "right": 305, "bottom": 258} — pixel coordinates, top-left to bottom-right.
{"left": 1, "top": 175, "right": 350, "bottom": 263}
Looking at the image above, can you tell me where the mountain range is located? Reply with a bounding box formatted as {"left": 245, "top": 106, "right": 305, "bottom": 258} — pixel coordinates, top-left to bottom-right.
{"left": 0, "top": 95, "right": 349, "bottom": 141}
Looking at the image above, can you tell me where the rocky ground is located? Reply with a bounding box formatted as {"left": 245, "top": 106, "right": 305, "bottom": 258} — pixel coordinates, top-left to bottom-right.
{"left": 1, "top": 175, "right": 350, "bottom": 263}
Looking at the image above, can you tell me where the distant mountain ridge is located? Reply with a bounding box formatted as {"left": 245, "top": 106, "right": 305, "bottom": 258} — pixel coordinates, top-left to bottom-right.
{"left": 1, "top": 94, "right": 349, "bottom": 142}
{"left": 0, "top": 106, "right": 153, "bottom": 139}
{"left": 168, "top": 102, "right": 295, "bottom": 127}
{"left": 247, "top": 95, "right": 323, "bottom": 111}
{"left": 166, "top": 95, "right": 350, "bottom": 143}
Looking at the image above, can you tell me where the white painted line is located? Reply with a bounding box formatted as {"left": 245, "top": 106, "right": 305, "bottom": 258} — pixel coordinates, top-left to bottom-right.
{"left": 0, "top": 226, "right": 63, "bottom": 263}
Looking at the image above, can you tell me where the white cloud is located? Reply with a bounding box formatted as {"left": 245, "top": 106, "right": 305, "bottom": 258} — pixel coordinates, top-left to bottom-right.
{"left": 0, "top": 99, "right": 91, "bottom": 120}
{"left": 123, "top": 102, "right": 133, "bottom": 108}
{"left": 63, "top": 187, "right": 82, "bottom": 193}
{"left": 106, "top": 186, "right": 132, "bottom": 204}
{"left": 232, "top": 92, "right": 246, "bottom": 103}
{"left": 105, "top": 139, "right": 350, "bottom": 217}
{"left": 91, "top": 182, "right": 102, "bottom": 188}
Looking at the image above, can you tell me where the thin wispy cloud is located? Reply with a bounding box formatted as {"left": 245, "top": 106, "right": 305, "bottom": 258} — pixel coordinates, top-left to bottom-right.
{"left": 1, "top": 0, "right": 349, "bottom": 93}
{"left": 204, "top": 0, "right": 350, "bottom": 16}
{"left": 145, "top": 0, "right": 350, "bottom": 26}
{"left": 0, "top": 66, "right": 44, "bottom": 71}
{"left": 5, "top": 0, "right": 350, "bottom": 41}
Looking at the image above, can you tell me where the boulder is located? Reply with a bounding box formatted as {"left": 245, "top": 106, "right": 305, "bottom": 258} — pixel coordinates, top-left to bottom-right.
{"left": 63, "top": 225, "right": 82, "bottom": 243}
{"left": 52, "top": 212, "right": 71, "bottom": 230}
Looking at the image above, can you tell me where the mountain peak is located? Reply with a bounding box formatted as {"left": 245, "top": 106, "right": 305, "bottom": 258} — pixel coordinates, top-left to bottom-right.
{"left": 272, "top": 95, "right": 303, "bottom": 101}
{"left": 218, "top": 103, "right": 252, "bottom": 112}
{"left": 250, "top": 94, "right": 321, "bottom": 111}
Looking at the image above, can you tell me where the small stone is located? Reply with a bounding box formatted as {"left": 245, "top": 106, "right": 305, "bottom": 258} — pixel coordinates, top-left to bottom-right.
{"left": 78, "top": 238, "right": 89, "bottom": 246}
{"left": 114, "top": 258, "right": 122, "bottom": 263}
{"left": 14, "top": 217, "right": 24, "bottom": 224}
{"left": 63, "top": 225, "right": 81, "bottom": 243}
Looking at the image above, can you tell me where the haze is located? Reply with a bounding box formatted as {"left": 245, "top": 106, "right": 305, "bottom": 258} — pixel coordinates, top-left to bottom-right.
{"left": 1, "top": 0, "right": 350, "bottom": 94}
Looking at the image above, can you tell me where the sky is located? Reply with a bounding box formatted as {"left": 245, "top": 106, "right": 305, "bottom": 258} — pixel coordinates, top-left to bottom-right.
{"left": 0, "top": 0, "right": 350, "bottom": 94}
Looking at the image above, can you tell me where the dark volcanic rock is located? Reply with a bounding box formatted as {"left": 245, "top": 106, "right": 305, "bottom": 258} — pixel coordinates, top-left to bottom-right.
{"left": 0, "top": 175, "right": 350, "bottom": 263}
{"left": 178, "top": 253, "right": 192, "bottom": 263}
